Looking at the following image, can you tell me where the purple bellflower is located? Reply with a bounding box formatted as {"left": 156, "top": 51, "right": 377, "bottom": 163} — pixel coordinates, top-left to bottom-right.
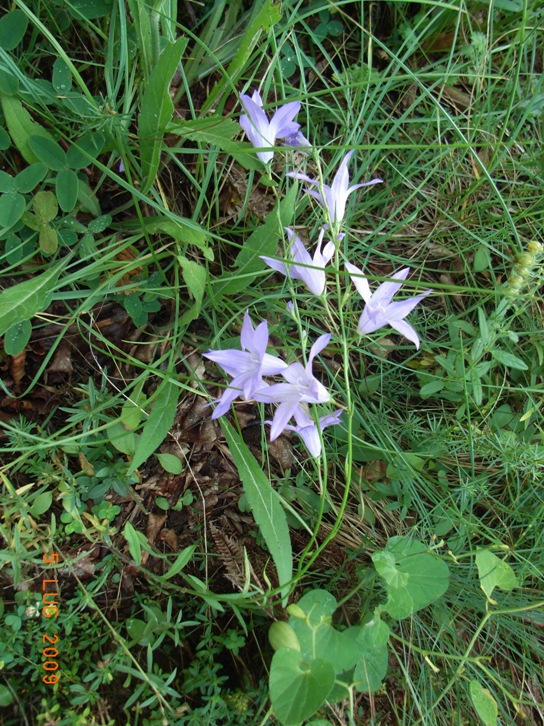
{"left": 254, "top": 333, "right": 331, "bottom": 441}
{"left": 261, "top": 228, "right": 336, "bottom": 296}
{"left": 281, "top": 405, "right": 343, "bottom": 457}
{"left": 239, "top": 90, "right": 308, "bottom": 165}
{"left": 346, "top": 263, "right": 432, "bottom": 349}
{"left": 288, "top": 150, "right": 382, "bottom": 227}
{"left": 203, "top": 310, "right": 288, "bottom": 418}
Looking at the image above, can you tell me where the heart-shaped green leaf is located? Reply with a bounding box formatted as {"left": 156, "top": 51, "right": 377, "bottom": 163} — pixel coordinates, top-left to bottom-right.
{"left": 270, "top": 649, "right": 335, "bottom": 726}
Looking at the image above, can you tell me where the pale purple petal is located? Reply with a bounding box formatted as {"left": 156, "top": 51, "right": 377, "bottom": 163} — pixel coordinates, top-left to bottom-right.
{"left": 260, "top": 352, "right": 288, "bottom": 375}
{"left": 261, "top": 256, "right": 288, "bottom": 275}
{"left": 250, "top": 319, "right": 270, "bottom": 359}
{"left": 357, "top": 307, "right": 388, "bottom": 335}
{"left": 308, "top": 333, "right": 331, "bottom": 366}
{"left": 383, "top": 292, "right": 432, "bottom": 321}
{"left": 283, "top": 130, "right": 311, "bottom": 147}
{"left": 269, "top": 101, "right": 301, "bottom": 138}
{"left": 286, "top": 172, "right": 318, "bottom": 185}
{"left": 351, "top": 266, "right": 432, "bottom": 347}
{"left": 346, "top": 262, "right": 371, "bottom": 302}
{"left": 203, "top": 349, "right": 251, "bottom": 378}
{"left": 388, "top": 319, "right": 421, "bottom": 349}
{"left": 269, "top": 401, "right": 299, "bottom": 441}
{"left": 370, "top": 268, "right": 411, "bottom": 307}
{"left": 211, "top": 384, "right": 243, "bottom": 419}
{"left": 240, "top": 309, "right": 255, "bottom": 350}
{"left": 283, "top": 406, "right": 343, "bottom": 456}
{"left": 278, "top": 363, "right": 307, "bottom": 388}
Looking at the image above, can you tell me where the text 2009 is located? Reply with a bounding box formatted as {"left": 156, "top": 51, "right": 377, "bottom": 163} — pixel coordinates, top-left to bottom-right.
{"left": 42, "top": 552, "right": 60, "bottom": 684}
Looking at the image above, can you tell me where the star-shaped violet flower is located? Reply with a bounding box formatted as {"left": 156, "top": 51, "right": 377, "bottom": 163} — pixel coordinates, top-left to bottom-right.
{"left": 239, "top": 91, "right": 308, "bottom": 165}
{"left": 203, "top": 310, "right": 287, "bottom": 419}
{"left": 288, "top": 150, "right": 382, "bottom": 227}
{"left": 254, "top": 333, "right": 331, "bottom": 441}
{"left": 281, "top": 405, "right": 343, "bottom": 457}
{"left": 346, "top": 263, "right": 432, "bottom": 349}
{"left": 261, "top": 228, "right": 336, "bottom": 296}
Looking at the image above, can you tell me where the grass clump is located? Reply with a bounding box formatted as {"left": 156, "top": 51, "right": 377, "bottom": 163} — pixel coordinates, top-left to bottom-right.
{"left": 0, "top": 0, "right": 543, "bottom": 724}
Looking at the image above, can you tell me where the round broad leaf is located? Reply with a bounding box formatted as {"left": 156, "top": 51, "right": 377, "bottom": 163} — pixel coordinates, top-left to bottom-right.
{"left": 66, "top": 132, "right": 106, "bottom": 168}
{"left": 270, "top": 649, "right": 335, "bottom": 726}
{"left": 156, "top": 453, "right": 183, "bottom": 474}
{"left": 28, "top": 136, "right": 67, "bottom": 171}
{"left": 469, "top": 680, "right": 498, "bottom": 726}
{"left": 295, "top": 589, "right": 337, "bottom": 624}
{"left": 33, "top": 191, "right": 58, "bottom": 223}
{"left": 0, "top": 191, "right": 25, "bottom": 228}
{"left": 3, "top": 319, "right": 32, "bottom": 356}
{"left": 475, "top": 551, "right": 518, "bottom": 602}
{"left": 353, "top": 617, "right": 390, "bottom": 693}
{"left": 56, "top": 168, "right": 79, "bottom": 212}
{"left": 0, "top": 9, "right": 28, "bottom": 51}
{"left": 372, "top": 536, "right": 450, "bottom": 619}
{"left": 30, "top": 491, "right": 53, "bottom": 517}
{"left": 5, "top": 234, "right": 23, "bottom": 265}
{"left": 0, "top": 171, "right": 15, "bottom": 193}
{"left": 0, "top": 683, "right": 14, "bottom": 707}
{"left": 39, "top": 226, "right": 58, "bottom": 255}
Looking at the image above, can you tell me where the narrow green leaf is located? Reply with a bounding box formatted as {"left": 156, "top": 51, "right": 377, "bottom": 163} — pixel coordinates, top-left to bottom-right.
{"left": 168, "top": 117, "right": 242, "bottom": 153}
{"left": 3, "top": 319, "right": 32, "bottom": 355}
{"left": 220, "top": 418, "right": 292, "bottom": 603}
{"left": 212, "top": 184, "right": 297, "bottom": 299}
{"left": 178, "top": 255, "right": 207, "bottom": 324}
{"left": 77, "top": 179, "right": 101, "bottom": 216}
{"left": 129, "top": 379, "right": 180, "bottom": 472}
{"left": 138, "top": 37, "right": 188, "bottom": 193}
{"left": 203, "top": 0, "right": 282, "bottom": 113}
{"left": 163, "top": 545, "right": 196, "bottom": 580}
{"left": 0, "top": 96, "right": 56, "bottom": 163}
{"left": 0, "top": 259, "right": 65, "bottom": 335}
{"left": 123, "top": 522, "right": 147, "bottom": 565}
{"left": 490, "top": 348, "right": 528, "bottom": 371}
{"left": 469, "top": 680, "right": 498, "bottom": 726}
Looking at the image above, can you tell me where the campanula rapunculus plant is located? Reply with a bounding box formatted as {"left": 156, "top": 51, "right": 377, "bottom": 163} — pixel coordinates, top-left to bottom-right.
{"left": 203, "top": 310, "right": 287, "bottom": 418}
{"left": 346, "top": 263, "right": 432, "bottom": 349}
{"left": 254, "top": 333, "right": 331, "bottom": 441}
{"left": 261, "top": 228, "right": 335, "bottom": 296}
{"left": 288, "top": 150, "right": 382, "bottom": 228}
{"left": 280, "top": 405, "right": 343, "bottom": 457}
{"left": 239, "top": 90, "right": 308, "bottom": 165}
